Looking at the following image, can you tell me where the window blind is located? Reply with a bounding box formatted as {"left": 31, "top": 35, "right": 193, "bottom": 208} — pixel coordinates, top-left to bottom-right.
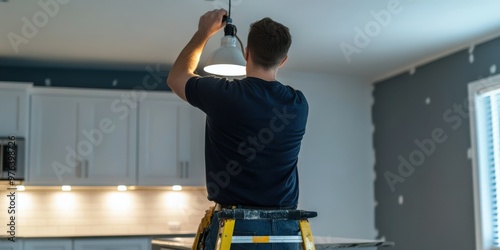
{"left": 469, "top": 75, "right": 500, "bottom": 250}
{"left": 483, "top": 92, "right": 500, "bottom": 246}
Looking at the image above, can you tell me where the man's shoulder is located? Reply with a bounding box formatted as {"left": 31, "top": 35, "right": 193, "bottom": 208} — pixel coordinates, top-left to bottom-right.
{"left": 186, "top": 75, "right": 238, "bottom": 96}
{"left": 188, "top": 75, "right": 229, "bottom": 85}
{"left": 282, "top": 85, "right": 307, "bottom": 104}
{"left": 284, "top": 84, "right": 304, "bottom": 94}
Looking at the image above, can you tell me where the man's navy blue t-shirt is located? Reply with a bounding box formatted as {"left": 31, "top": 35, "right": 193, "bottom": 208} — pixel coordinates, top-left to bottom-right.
{"left": 185, "top": 76, "right": 308, "bottom": 207}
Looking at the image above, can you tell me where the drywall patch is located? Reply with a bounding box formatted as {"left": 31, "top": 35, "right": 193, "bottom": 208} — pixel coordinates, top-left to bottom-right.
{"left": 491, "top": 64, "right": 497, "bottom": 75}
{"left": 398, "top": 195, "right": 404, "bottom": 205}
{"left": 469, "top": 54, "right": 474, "bottom": 64}
{"left": 468, "top": 45, "right": 475, "bottom": 54}
{"left": 468, "top": 45, "right": 475, "bottom": 64}
{"left": 409, "top": 67, "right": 416, "bottom": 75}
{"left": 425, "top": 97, "right": 431, "bottom": 105}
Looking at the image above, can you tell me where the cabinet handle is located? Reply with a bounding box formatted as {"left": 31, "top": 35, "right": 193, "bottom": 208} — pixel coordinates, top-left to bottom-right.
{"left": 185, "top": 161, "right": 189, "bottom": 179}
{"left": 85, "top": 160, "right": 89, "bottom": 178}
{"left": 76, "top": 160, "right": 81, "bottom": 178}
{"left": 179, "top": 161, "right": 184, "bottom": 179}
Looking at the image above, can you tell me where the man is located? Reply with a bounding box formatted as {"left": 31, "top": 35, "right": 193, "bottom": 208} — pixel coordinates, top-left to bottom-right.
{"left": 167, "top": 9, "right": 308, "bottom": 249}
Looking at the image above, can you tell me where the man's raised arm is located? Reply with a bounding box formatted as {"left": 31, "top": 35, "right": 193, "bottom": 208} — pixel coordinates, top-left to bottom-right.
{"left": 166, "top": 9, "right": 227, "bottom": 101}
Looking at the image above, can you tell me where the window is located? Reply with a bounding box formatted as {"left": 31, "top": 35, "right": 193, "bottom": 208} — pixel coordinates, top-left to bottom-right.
{"left": 470, "top": 74, "right": 500, "bottom": 250}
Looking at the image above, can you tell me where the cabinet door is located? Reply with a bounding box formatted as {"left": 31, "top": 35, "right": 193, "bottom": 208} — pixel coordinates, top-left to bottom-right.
{"left": 74, "top": 238, "right": 149, "bottom": 250}
{"left": 178, "top": 104, "right": 191, "bottom": 177}
{"left": 138, "top": 98, "right": 182, "bottom": 185}
{"left": 29, "top": 95, "right": 79, "bottom": 185}
{"left": 0, "top": 90, "right": 27, "bottom": 137}
{"left": 0, "top": 238, "right": 21, "bottom": 250}
{"left": 23, "top": 239, "right": 72, "bottom": 250}
{"left": 77, "top": 97, "right": 137, "bottom": 185}
{"left": 178, "top": 104, "right": 206, "bottom": 186}
{"left": 183, "top": 107, "right": 206, "bottom": 186}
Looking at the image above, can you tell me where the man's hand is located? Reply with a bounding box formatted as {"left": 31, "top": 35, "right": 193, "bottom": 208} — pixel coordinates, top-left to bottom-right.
{"left": 197, "top": 9, "right": 227, "bottom": 39}
{"left": 167, "top": 9, "right": 227, "bottom": 101}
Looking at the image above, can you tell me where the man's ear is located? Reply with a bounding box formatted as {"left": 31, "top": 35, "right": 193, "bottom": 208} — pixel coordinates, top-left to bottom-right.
{"left": 278, "top": 55, "right": 288, "bottom": 68}
{"left": 244, "top": 47, "right": 249, "bottom": 61}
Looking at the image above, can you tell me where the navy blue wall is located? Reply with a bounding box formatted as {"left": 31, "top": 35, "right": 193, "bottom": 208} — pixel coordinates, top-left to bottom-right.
{"left": 0, "top": 65, "right": 171, "bottom": 91}
{"left": 373, "top": 37, "right": 500, "bottom": 250}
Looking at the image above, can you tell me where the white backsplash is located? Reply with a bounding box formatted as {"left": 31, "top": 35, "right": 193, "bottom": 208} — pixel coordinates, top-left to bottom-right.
{"left": 0, "top": 188, "right": 212, "bottom": 237}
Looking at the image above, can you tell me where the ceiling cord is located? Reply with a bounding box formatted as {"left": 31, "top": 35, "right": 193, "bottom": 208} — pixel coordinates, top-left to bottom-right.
{"left": 236, "top": 35, "right": 244, "bottom": 53}
{"left": 227, "top": 0, "right": 243, "bottom": 55}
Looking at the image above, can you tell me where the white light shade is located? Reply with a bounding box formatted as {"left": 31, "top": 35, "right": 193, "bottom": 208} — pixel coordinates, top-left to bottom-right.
{"left": 204, "top": 36, "right": 246, "bottom": 76}
{"left": 61, "top": 185, "right": 71, "bottom": 191}
{"left": 117, "top": 185, "right": 127, "bottom": 191}
{"left": 16, "top": 185, "right": 25, "bottom": 191}
{"left": 172, "top": 185, "right": 182, "bottom": 191}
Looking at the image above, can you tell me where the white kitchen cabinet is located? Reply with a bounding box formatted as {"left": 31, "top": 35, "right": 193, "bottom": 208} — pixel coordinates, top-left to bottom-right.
{"left": 187, "top": 106, "right": 207, "bottom": 186}
{"left": 137, "top": 93, "right": 204, "bottom": 186}
{"left": 23, "top": 239, "right": 72, "bottom": 250}
{"left": 29, "top": 95, "right": 80, "bottom": 185}
{"left": 73, "top": 238, "right": 149, "bottom": 250}
{"left": 28, "top": 90, "right": 137, "bottom": 186}
{"left": 0, "top": 85, "right": 28, "bottom": 137}
{"left": 75, "top": 97, "right": 136, "bottom": 185}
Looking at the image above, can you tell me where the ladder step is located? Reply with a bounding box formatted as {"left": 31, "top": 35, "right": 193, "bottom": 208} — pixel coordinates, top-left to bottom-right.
{"left": 231, "top": 235, "right": 303, "bottom": 244}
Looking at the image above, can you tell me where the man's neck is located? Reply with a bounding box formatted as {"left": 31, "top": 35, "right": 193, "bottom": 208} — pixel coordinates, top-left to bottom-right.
{"left": 246, "top": 66, "right": 278, "bottom": 82}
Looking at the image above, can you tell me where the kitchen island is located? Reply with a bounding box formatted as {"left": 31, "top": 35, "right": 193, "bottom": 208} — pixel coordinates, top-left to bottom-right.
{"left": 151, "top": 236, "right": 394, "bottom": 249}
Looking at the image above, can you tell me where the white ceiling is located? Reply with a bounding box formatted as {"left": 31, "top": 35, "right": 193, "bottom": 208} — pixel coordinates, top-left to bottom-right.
{"left": 1, "top": 0, "right": 500, "bottom": 81}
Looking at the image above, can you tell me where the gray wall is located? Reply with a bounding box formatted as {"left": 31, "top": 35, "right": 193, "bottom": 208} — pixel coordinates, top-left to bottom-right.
{"left": 280, "top": 70, "right": 376, "bottom": 238}
{"left": 373, "top": 37, "right": 500, "bottom": 249}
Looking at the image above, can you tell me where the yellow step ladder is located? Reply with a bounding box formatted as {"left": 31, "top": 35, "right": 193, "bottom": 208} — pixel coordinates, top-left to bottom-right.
{"left": 194, "top": 208, "right": 317, "bottom": 250}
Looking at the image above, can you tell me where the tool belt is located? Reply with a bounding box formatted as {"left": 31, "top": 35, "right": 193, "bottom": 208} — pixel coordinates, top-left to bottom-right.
{"left": 193, "top": 203, "right": 318, "bottom": 250}
{"left": 192, "top": 205, "right": 215, "bottom": 250}
{"left": 192, "top": 203, "right": 302, "bottom": 249}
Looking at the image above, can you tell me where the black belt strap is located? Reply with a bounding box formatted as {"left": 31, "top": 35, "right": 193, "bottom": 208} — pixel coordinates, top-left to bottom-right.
{"left": 218, "top": 209, "right": 318, "bottom": 220}
{"left": 218, "top": 204, "right": 297, "bottom": 210}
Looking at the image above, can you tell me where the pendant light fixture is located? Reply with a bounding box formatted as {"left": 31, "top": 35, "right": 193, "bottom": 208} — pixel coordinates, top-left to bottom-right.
{"left": 203, "top": 0, "right": 246, "bottom": 76}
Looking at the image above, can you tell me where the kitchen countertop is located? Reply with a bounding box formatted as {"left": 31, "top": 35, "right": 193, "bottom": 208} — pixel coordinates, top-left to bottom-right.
{"left": 152, "top": 237, "right": 195, "bottom": 249}
{"left": 151, "top": 236, "right": 394, "bottom": 249}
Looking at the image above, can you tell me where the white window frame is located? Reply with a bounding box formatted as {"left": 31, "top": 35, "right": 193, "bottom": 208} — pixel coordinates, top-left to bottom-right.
{"left": 470, "top": 74, "right": 500, "bottom": 250}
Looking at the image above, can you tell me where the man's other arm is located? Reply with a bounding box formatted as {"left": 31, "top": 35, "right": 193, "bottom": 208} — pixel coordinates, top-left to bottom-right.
{"left": 166, "top": 9, "right": 227, "bottom": 101}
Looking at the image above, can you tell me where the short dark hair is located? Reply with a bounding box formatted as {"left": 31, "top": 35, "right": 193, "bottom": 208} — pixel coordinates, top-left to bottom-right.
{"left": 247, "top": 17, "right": 292, "bottom": 70}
